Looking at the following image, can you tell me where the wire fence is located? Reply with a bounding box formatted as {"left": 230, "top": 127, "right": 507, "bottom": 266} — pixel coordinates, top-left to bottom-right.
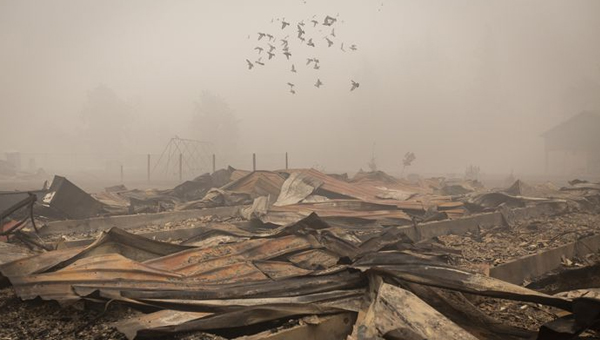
{"left": 6, "top": 151, "right": 293, "bottom": 183}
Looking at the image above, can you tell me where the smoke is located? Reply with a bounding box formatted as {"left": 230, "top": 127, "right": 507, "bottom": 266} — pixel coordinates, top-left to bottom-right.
{"left": 1, "top": 0, "right": 599, "bottom": 178}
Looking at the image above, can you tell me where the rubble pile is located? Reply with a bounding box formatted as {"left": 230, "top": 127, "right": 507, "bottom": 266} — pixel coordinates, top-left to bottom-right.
{"left": 0, "top": 212, "right": 598, "bottom": 339}
{"left": 22, "top": 168, "right": 473, "bottom": 222}
{"left": 438, "top": 212, "right": 600, "bottom": 266}
{"left": 11, "top": 167, "right": 598, "bottom": 228}
{"left": 1, "top": 172, "right": 600, "bottom": 339}
{"left": 41, "top": 215, "right": 244, "bottom": 244}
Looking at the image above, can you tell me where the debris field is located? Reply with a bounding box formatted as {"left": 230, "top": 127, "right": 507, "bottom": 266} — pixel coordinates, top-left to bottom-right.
{"left": 1, "top": 168, "right": 600, "bottom": 339}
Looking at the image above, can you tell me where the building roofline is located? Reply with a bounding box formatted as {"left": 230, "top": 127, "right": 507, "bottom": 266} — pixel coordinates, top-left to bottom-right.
{"left": 541, "top": 111, "right": 600, "bottom": 138}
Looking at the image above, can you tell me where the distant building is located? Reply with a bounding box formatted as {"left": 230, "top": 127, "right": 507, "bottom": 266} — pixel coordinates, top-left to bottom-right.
{"left": 541, "top": 111, "right": 600, "bottom": 176}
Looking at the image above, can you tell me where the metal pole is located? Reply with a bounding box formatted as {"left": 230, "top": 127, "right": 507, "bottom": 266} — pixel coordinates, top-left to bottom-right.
{"left": 285, "top": 152, "right": 288, "bottom": 170}
{"left": 253, "top": 153, "right": 256, "bottom": 172}
{"left": 212, "top": 154, "right": 216, "bottom": 173}
{"left": 147, "top": 154, "right": 151, "bottom": 182}
{"left": 544, "top": 145, "right": 549, "bottom": 175}
{"left": 120, "top": 164, "right": 124, "bottom": 184}
{"left": 179, "top": 153, "right": 183, "bottom": 182}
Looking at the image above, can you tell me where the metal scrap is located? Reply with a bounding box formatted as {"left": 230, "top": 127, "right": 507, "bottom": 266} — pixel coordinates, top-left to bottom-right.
{"left": 3, "top": 209, "right": 600, "bottom": 339}
{"left": 2, "top": 175, "right": 600, "bottom": 340}
{"left": 0, "top": 192, "right": 38, "bottom": 237}
{"left": 43, "top": 176, "right": 103, "bottom": 219}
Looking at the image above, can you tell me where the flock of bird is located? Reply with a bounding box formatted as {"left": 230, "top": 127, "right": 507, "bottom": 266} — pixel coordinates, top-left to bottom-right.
{"left": 245, "top": 14, "right": 360, "bottom": 94}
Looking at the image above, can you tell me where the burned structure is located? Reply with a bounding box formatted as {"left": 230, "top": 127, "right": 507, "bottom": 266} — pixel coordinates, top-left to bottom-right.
{"left": 542, "top": 111, "right": 600, "bottom": 176}
{"left": 1, "top": 3, "right": 600, "bottom": 339}
{"left": 1, "top": 168, "right": 600, "bottom": 339}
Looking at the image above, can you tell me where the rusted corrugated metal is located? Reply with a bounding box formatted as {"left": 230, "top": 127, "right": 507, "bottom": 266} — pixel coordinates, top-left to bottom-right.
{"left": 145, "top": 234, "right": 314, "bottom": 274}
{"left": 269, "top": 199, "right": 412, "bottom": 223}
{"left": 281, "top": 169, "right": 461, "bottom": 213}
{"left": 1, "top": 226, "right": 190, "bottom": 280}
{"left": 350, "top": 277, "right": 478, "bottom": 340}
{"left": 287, "top": 249, "right": 340, "bottom": 270}
{"left": 2, "top": 213, "right": 597, "bottom": 340}
{"left": 10, "top": 253, "right": 184, "bottom": 301}
{"left": 232, "top": 312, "right": 356, "bottom": 340}
{"left": 123, "top": 289, "right": 365, "bottom": 312}
{"left": 221, "top": 171, "right": 286, "bottom": 198}
{"left": 116, "top": 304, "right": 352, "bottom": 339}
{"left": 253, "top": 260, "right": 314, "bottom": 279}
{"left": 116, "top": 310, "right": 213, "bottom": 340}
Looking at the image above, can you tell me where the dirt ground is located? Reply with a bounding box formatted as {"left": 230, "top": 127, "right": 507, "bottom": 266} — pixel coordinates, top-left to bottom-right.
{"left": 0, "top": 287, "right": 131, "bottom": 340}
{"left": 0, "top": 288, "right": 224, "bottom": 340}
{"left": 437, "top": 212, "right": 600, "bottom": 268}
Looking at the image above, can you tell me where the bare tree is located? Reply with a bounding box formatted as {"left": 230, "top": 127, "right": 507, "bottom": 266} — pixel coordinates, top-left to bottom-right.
{"left": 367, "top": 142, "right": 377, "bottom": 172}
{"left": 81, "top": 85, "right": 133, "bottom": 156}
{"left": 401, "top": 152, "right": 416, "bottom": 177}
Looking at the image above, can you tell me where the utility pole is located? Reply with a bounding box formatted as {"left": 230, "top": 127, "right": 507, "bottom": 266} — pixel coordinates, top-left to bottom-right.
{"left": 147, "top": 154, "right": 151, "bottom": 182}
{"left": 179, "top": 153, "right": 183, "bottom": 182}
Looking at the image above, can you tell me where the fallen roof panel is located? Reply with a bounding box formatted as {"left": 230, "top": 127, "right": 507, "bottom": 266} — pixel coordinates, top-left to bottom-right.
{"left": 220, "top": 171, "right": 286, "bottom": 199}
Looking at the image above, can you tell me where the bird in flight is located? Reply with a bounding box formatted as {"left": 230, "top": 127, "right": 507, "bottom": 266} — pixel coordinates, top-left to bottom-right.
{"left": 331, "top": 28, "right": 336, "bottom": 37}
{"left": 297, "top": 25, "right": 305, "bottom": 38}
{"left": 325, "top": 37, "right": 334, "bottom": 47}
{"left": 281, "top": 20, "right": 290, "bottom": 29}
{"left": 350, "top": 44, "right": 358, "bottom": 51}
{"left": 350, "top": 80, "right": 360, "bottom": 91}
{"left": 313, "top": 63, "right": 320, "bottom": 70}
{"left": 323, "top": 16, "right": 337, "bottom": 26}
{"left": 267, "top": 34, "right": 274, "bottom": 41}
{"left": 287, "top": 82, "right": 296, "bottom": 94}
{"left": 291, "top": 64, "right": 297, "bottom": 73}
{"left": 340, "top": 43, "right": 346, "bottom": 52}
{"left": 307, "top": 38, "right": 315, "bottom": 47}
{"left": 255, "top": 58, "right": 265, "bottom": 66}
{"left": 268, "top": 44, "right": 276, "bottom": 52}
{"left": 314, "top": 79, "right": 323, "bottom": 88}
{"left": 311, "top": 19, "right": 319, "bottom": 27}
{"left": 283, "top": 51, "right": 292, "bottom": 59}
{"left": 254, "top": 46, "right": 264, "bottom": 54}
{"left": 280, "top": 38, "right": 289, "bottom": 47}
{"left": 258, "top": 32, "right": 266, "bottom": 40}
{"left": 246, "top": 59, "right": 254, "bottom": 70}
{"left": 267, "top": 51, "right": 275, "bottom": 60}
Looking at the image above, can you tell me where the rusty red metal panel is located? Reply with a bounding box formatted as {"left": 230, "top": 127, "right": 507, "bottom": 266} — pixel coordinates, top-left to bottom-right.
{"left": 220, "top": 171, "right": 286, "bottom": 198}
{"left": 253, "top": 260, "right": 313, "bottom": 280}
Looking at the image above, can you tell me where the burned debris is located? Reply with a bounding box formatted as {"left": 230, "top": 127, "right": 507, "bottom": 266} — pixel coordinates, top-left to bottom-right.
{"left": 1, "top": 168, "right": 600, "bottom": 339}
{"left": 3, "top": 1, "right": 600, "bottom": 338}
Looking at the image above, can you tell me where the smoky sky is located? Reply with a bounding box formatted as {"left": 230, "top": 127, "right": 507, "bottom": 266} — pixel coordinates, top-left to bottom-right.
{"left": 1, "top": 0, "right": 599, "bottom": 176}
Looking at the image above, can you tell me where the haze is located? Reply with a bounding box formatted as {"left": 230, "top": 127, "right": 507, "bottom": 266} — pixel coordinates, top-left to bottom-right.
{"left": 2, "top": 0, "right": 600, "bottom": 181}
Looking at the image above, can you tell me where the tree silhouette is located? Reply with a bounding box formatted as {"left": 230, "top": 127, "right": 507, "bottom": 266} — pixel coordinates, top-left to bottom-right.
{"left": 190, "top": 91, "right": 239, "bottom": 158}
{"left": 81, "top": 85, "right": 133, "bottom": 156}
